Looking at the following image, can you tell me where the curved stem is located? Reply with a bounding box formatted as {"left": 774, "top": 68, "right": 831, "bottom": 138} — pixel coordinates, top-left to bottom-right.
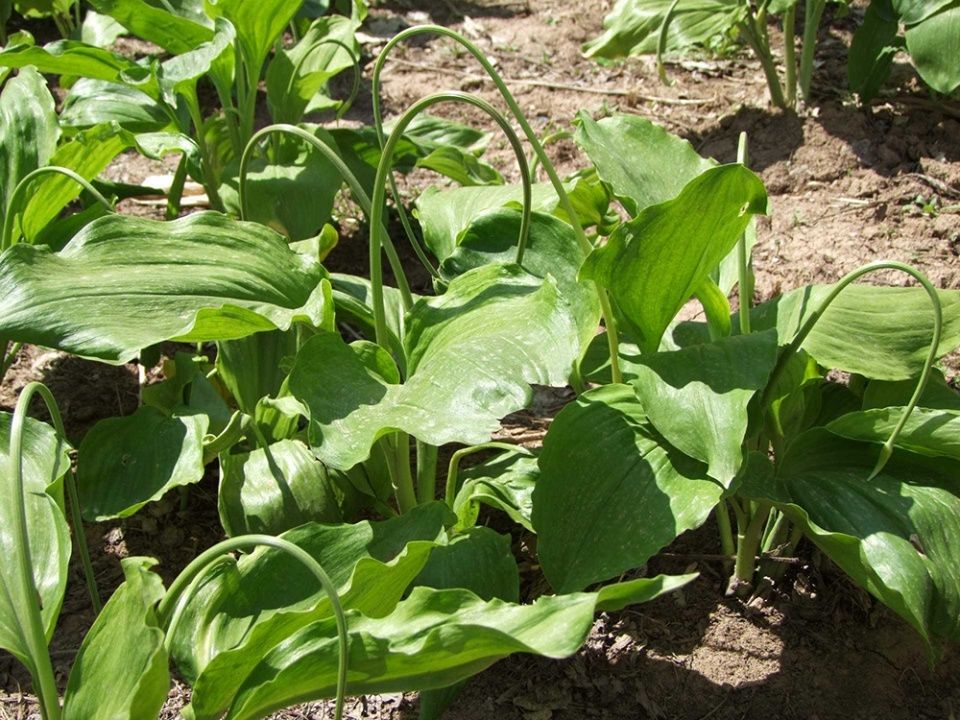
{"left": 761, "top": 261, "right": 943, "bottom": 479}
{"left": 285, "top": 37, "right": 361, "bottom": 123}
{"left": 158, "top": 534, "right": 348, "bottom": 720}
{"left": 239, "top": 124, "right": 413, "bottom": 312}
{"left": 369, "top": 91, "right": 534, "bottom": 347}
{"left": 2, "top": 166, "right": 115, "bottom": 250}
{"left": 8, "top": 383, "right": 73, "bottom": 719}
{"left": 370, "top": 25, "right": 622, "bottom": 383}
{"left": 444, "top": 442, "right": 530, "bottom": 508}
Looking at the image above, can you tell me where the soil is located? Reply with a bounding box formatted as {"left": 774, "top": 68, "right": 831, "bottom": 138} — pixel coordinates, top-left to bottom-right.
{"left": 3, "top": 0, "right": 960, "bottom": 718}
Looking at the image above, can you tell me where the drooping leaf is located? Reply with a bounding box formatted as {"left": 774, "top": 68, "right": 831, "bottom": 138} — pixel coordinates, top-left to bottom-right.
{"left": 219, "top": 439, "right": 343, "bottom": 537}
{"left": 532, "top": 384, "right": 722, "bottom": 593}
{"left": 0, "top": 413, "right": 71, "bottom": 670}
{"left": 0, "top": 66, "right": 59, "bottom": 223}
{"left": 751, "top": 284, "right": 960, "bottom": 381}
{"left": 0, "top": 212, "right": 330, "bottom": 363}
{"left": 580, "top": 164, "right": 767, "bottom": 353}
{"left": 415, "top": 173, "right": 611, "bottom": 263}
{"left": 452, "top": 450, "right": 537, "bottom": 532}
{"left": 62, "top": 558, "right": 169, "bottom": 720}
{"left": 632, "top": 330, "right": 778, "bottom": 485}
{"left": 159, "top": 16, "right": 236, "bottom": 103}
{"left": 738, "top": 431, "right": 960, "bottom": 649}
{"left": 574, "top": 110, "right": 715, "bottom": 217}
{"left": 77, "top": 406, "right": 208, "bottom": 520}
{"left": 290, "top": 265, "right": 580, "bottom": 469}
{"left": 583, "top": 0, "right": 742, "bottom": 58}
{"left": 224, "top": 574, "right": 695, "bottom": 719}
{"left": 88, "top": 0, "right": 212, "bottom": 53}
{"left": 904, "top": 1, "right": 960, "bottom": 95}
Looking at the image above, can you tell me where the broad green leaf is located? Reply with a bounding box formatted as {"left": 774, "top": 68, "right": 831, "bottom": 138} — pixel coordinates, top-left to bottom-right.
{"left": 62, "top": 558, "right": 169, "bottom": 720}
{"left": 265, "top": 14, "right": 360, "bottom": 125}
{"left": 441, "top": 208, "right": 601, "bottom": 352}
{"left": 905, "top": 1, "right": 960, "bottom": 95}
{"left": 632, "top": 330, "right": 778, "bottom": 485}
{"left": 159, "top": 16, "right": 235, "bottom": 103}
{"left": 77, "top": 406, "right": 208, "bottom": 520}
{"left": 580, "top": 164, "right": 767, "bottom": 353}
{"left": 827, "top": 407, "right": 960, "bottom": 461}
{"left": 0, "top": 38, "right": 159, "bottom": 98}
{"left": 0, "top": 66, "right": 58, "bottom": 223}
{"left": 0, "top": 413, "right": 71, "bottom": 670}
{"left": 81, "top": 10, "right": 127, "bottom": 47}
{"left": 177, "top": 505, "right": 452, "bottom": 717}
{"left": 330, "top": 272, "right": 409, "bottom": 349}
{"left": 848, "top": 0, "right": 900, "bottom": 100}
{"left": 219, "top": 128, "right": 341, "bottom": 241}
{"left": 751, "top": 284, "right": 960, "bottom": 381}
{"left": 290, "top": 265, "right": 580, "bottom": 469}
{"left": 61, "top": 80, "right": 172, "bottom": 131}
{"left": 219, "top": 439, "right": 342, "bottom": 537}
{"left": 0, "top": 212, "right": 330, "bottom": 363}
{"left": 18, "top": 123, "right": 133, "bottom": 241}
{"left": 224, "top": 575, "right": 695, "bottom": 719}
{"left": 12, "top": 0, "right": 72, "bottom": 19}
{"left": 892, "top": 0, "right": 955, "bottom": 24}
{"left": 532, "top": 384, "right": 722, "bottom": 593}
{"left": 453, "top": 451, "right": 537, "bottom": 532}
{"left": 89, "top": 0, "right": 212, "bottom": 52}
{"left": 391, "top": 113, "right": 490, "bottom": 154}
{"left": 216, "top": 330, "right": 298, "bottom": 415}
{"left": 415, "top": 173, "right": 611, "bottom": 263}
{"left": 414, "top": 527, "right": 519, "bottom": 602}
{"left": 583, "top": 0, "right": 742, "bottom": 58}
{"left": 574, "top": 111, "right": 714, "bottom": 217}
{"left": 739, "top": 431, "right": 960, "bottom": 648}
{"left": 863, "top": 369, "right": 960, "bottom": 411}
{"left": 416, "top": 146, "right": 503, "bottom": 187}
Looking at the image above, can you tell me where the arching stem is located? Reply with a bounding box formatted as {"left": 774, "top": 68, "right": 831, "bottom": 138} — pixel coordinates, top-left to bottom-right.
{"left": 2, "top": 166, "right": 115, "bottom": 250}
{"left": 761, "top": 261, "right": 943, "bottom": 479}
{"left": 371, "top": 25, "right": 622, "bottom": 383}
{"left": 158, "top": 534, "right": 348, "bottom": 720}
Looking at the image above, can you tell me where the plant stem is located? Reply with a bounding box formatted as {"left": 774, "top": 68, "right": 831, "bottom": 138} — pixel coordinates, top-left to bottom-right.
{"left": 165, "top": 154, "right": 189, "bottom": 221}
{"left": 444, "top": 442, "right": 528, "bottom": 508}
{"left": 759, "top": 261, "right": 943, "bottom": 479}
{"left": 716, "top": 500, "right": 736, "bottom": 569}
{"left": 1, "top": 340, "right": 22, "bottom": 379}
{"left": 416, "top": 441, "right": 438, "bottom": 504}
{"left": 184, "top": 95, "right": 224, "bottom": 212}
{"left": 799, "top": 0, "right": 827, "bottom": 102}
{"left": 9, "top": 383, "right": 71, "bottom": 720}
{"left": 158, "top": 534, "right": 348, "bottom": 720}
{"left": 738, "top": 17, "right": 787, "bottom": 109}
{"left": 371, "top": 25, "right": 622, "bottom": 384}
{"left": 736, "top": 132, "right": 754, "bottom": 334}
{"left": 731, "top": 501, "right": 772, "bottom": 593}
{"left": 783, "top": 3, "right": 798, "bottom": 109}
{"left": 1, "top": 167, "right": 115, "bottom": 250}
{"left": 238, "top": 124, "right": 414, "bottom": 313}
{"left": 65, "top": 472, "right": 102, "bottom": 614}
{"left": 389, "top": 433, "right": 417, "bottom": 514}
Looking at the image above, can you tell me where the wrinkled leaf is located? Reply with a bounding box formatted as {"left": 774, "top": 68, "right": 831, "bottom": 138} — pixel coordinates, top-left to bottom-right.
{"left": 453, "top": 450, "right": 537, "bottom": 532}
{"left": 89, "top": 0, "right": 212, "bottom": 52}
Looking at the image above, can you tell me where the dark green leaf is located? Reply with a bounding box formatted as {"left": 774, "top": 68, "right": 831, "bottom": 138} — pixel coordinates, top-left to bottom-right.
{"left": 905, "top": 1, "right": 960, "bottom": 94}
{"left": 453, "top": 450, "right": 537, "bottom": 532}
{"left": 848, "top": 1, "right": 900, "bottom": 100}
{"left": 827, "top": 407, "right": 960, "bottom": 461}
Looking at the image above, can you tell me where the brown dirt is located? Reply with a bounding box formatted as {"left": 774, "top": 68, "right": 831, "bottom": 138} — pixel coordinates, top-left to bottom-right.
{"left": 3, "top": 0, "right": 960, "bottom": 718}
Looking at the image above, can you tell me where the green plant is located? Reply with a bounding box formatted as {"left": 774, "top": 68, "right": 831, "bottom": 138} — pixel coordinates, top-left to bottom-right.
{"left": 530, "top": 113, "right": 960, "bottom": 656}
{"left": 849, "top": 0, "right": 960, "bottom": 100}
{"left": 583, "top": 0, "right": 844, "bottom": 109}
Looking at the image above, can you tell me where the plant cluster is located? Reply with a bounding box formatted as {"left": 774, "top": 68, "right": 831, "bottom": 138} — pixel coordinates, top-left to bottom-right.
{"left": 1, "top": 5, "right": 959, "bottom": 720}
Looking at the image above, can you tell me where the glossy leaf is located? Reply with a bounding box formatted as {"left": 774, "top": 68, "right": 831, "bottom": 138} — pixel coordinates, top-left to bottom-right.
{"left": 739, "top": 431, "right": 960, "bottom": 649}
{"left": 414, "top": 527, "right": 519, "bottom": 602}
{"left": 574, "top": 111, "right": 714, "bottom": 216}
{"left": 0, "top": 212, "right": 330, "bottom": 363}
{"left": 62, "top": 558, "right": 169, "bottom": 720}
{"left": 290, "top": 265, "right": 580, "bottom": 469}
{"left": 223, "top": 574, "right": 696, "bottom": 719}
{"left": 580, "top": 164, "right": 767, "bottom": 353}
{"left": 751, "top": 284, "right": 960, "bottom": 381}
{"left": 905, "top": 1, "right": 960, "bottom": 95}
{"left": 80, "top": 10, "right": 127, "bottom": 47}
{"left": 583, "top": 0, "right": 742, "bottom": 58}
{"left": 0, "top": 412, "right": 71, "bottom": 669}
{"left": 863, "top": 369, "right": 960, "bottom": 411}
{"left": 77, "top": 406, "right": 208, "bottom": 520}
{"left": 827, "top": 407, "right": 960, "bottom": 461}
{"left": 453, "top": 451, "right": 537, "bottom": 532}
{"left": 61, "top": 80, "right": 171, "bottom": 131}
{"left": 532, "top": 384, "right": 722, "bottom": 592}
{"left": 0, "top": 66, "right": 58, "bottom": 223}
{"left": 632, "top": 330, "right": 778, "bottom": 485}
{"left": 89, "top": 0, "right": 212, "bottom": 53}
{"left": 219, "top": 439, "right": 343, "bottom": 537}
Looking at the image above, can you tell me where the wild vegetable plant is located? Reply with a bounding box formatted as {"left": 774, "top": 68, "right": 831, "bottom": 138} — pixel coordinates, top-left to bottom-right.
{"left": 531, "top": 112, "right": 960, "bottom": 655}
{"left": 584, "top": 0, "right": 843, "bottom": 109}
